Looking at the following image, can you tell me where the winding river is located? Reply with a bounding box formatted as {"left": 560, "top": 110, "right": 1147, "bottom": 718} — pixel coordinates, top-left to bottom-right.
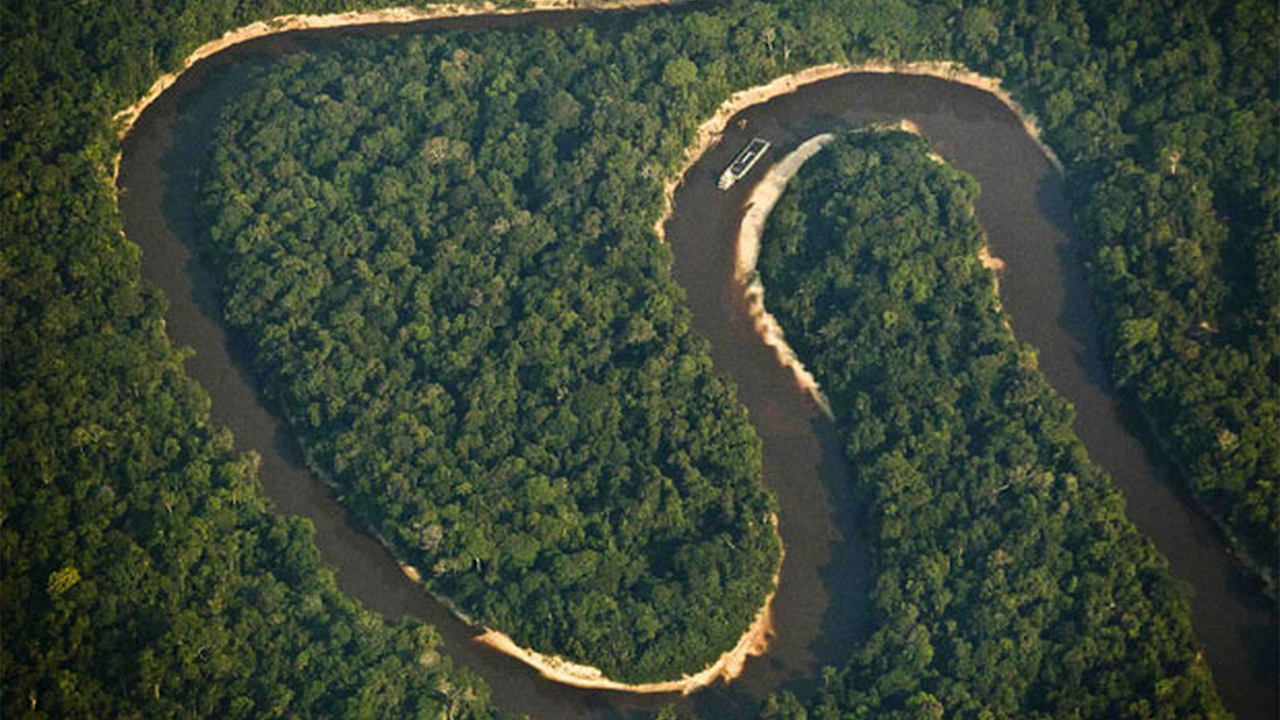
{"left": 115, "top": 9, "right": 1278, "bottom": 719}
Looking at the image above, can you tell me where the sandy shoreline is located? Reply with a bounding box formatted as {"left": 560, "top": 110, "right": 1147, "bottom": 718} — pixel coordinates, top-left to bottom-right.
{"left": 836, "top": 60, "right": 1064, "bottom": 174}
{"left": 711, "top": 115, "right": 1012, "bottom": 421}
{"left": 701, "top": 115, "right": 1013, "bottom": 423}
{"left": 111, "top": 0, "right": 786, "bottom": 696}
{"left": 654, "top": 58, "right": 1062, "bottom": 242}
{"left": 654, "top": 64, "right": 858, "bottom": 242}
{"left": 735, "top": 133, "right": 837, "bottom": 419}
{"left": 109, "top": 0, "right": 692, "bottom": 182}
{"left": 475, "top": 535, "right": 781, "bottom": 694}
{"left": 398, "top": 515, "right": 781, "bottom": 695}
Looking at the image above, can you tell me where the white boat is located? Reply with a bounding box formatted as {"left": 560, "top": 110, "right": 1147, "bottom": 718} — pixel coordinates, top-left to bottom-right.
{"left": 718, "top": 137, "right": 771, "bottom": 190}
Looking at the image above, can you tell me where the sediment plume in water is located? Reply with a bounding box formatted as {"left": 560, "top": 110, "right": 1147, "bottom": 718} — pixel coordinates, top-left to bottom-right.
{"left": 734, "top": 133, "right": 838, "bottom": 419}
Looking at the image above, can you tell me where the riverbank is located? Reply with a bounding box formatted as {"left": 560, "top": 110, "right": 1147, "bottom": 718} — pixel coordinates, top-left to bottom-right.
{"left": 731, "top": 122, "right": 1011, "bottom": 420}
{"left": 655, "top": 58, "right": 1062, "bottom": 244}
{"left": 322, "top": 433, "right": 783, "bottom": 693}
{"left": 111, "top": 1, "right": 1271, "bottom": 706}
{"left": 900, "top": 118, "right": 1009, "bottom": 297}
{"left": 474, "top": 545, "right": 781, "bottom": 694}
{"left": 845, "top": 60, "right": 1064, "bottom": 174}
{"left": 470, "top": 596, "right": 775, "bottom": 694}
{"left": 735, "top": 133, "right": 837, "bottom": 419}
{"left": 110, "top": 0, "right": 696, "bottom": 182}
{"left": 399, "top": 518, "right": 781, "bottom": 695}
{"left": 1131, "top": 410, "right": 1279, "bottom": 602}
{"left": 109, "top": 0, "right": 790, "bottom": 696}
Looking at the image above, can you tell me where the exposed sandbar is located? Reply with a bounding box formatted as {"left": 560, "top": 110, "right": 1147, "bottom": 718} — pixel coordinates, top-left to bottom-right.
{"left": 730, "top": 119, "right": 1012, "bottom": 419}
{"left": 402, "top": 516, "right": 781, "bottom": 695}
{"left": 735, "top": 133, "right": 837, "bottom": 419}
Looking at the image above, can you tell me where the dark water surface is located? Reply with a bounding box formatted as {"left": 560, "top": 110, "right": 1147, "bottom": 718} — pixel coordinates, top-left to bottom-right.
{"left": 117, "top": 13, "right": 1277, "bottom": 720}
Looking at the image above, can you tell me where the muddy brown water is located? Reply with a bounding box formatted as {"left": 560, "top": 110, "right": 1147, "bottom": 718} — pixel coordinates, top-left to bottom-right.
{"left": 116, "top": 13, "right": 1277, "bottom": 720}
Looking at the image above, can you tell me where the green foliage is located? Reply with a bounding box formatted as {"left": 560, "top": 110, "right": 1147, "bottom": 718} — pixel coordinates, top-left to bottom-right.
{"left": 756, "top": 130, "right": 1227, "bottom": 719}
{"left": 1, "top": 0, "right": 498, "bottom": 717}
{"left": 923, "top": 0, "right": 1280, "bottom": 574}
{"left": 197, "top": 16, "right": 788, "bottom": 682}
{"left": 3, "top": 0, "right": 1274, "bottom": 711}
{"left": 0, "top": 151, "right": 495, "bottom": 714}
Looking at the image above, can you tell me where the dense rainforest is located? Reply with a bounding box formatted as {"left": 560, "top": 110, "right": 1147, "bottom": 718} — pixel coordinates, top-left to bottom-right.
{"left": 981, "top": 0, "right": 1280, "bottom": 594}
{"left": 0, "top": 0, "right": 507, "bottom": 717}
{"left": 2, "top": 0, "right": 1275, "bottom": 715}
{"left": 197, "top": 25, "right": 782, "bottom": 681}
{"left": 754, "top": 129, "right": 1223, "bottom": 718}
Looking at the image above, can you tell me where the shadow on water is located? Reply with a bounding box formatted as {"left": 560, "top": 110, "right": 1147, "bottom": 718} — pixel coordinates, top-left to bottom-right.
{"left": 805, "top": 415, "right": 870, "bottom": 683}
{"left": 154, "top": 52, "right": 359, "bottom": 525}
{"left": 123, "top": 7, "right": 832, "bottom": 720}
{"left": 1021, "top": 134, "right": 1279, "bottom": 720}
{"left": 1034, "top": 177, "right": 1115, "bottom": 392}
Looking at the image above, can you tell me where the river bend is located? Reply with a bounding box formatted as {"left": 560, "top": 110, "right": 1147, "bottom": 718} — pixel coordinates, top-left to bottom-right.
{"left": 116, "top": 13, "right": 1277, "bottom": 719}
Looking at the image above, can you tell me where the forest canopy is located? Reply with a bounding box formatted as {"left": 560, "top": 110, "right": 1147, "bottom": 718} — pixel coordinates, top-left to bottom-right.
{"left": 2, "top": 1, "right": 503, "bottom": 714}
{"left": 755, "top": 129, "right": 1224, "bottom": 719}
{"left": 2, "top": 0, "right": 1275, "bottom": 714}
{"left": 197, "top": 23, "right": 783, "bottom": 682}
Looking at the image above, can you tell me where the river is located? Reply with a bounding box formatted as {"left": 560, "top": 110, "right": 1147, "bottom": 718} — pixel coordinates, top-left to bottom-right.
{"left": 115, "top": 11, "right": 1277, "bottom": 720}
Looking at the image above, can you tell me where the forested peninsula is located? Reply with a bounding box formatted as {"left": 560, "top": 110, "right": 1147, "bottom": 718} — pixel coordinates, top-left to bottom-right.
{"left": 755, "top": 129, "right": 1223, "bottom": 718}
{"left": 198, "top": 27, "right": 781, "bottom": 682}
{"left": 3, "top": 0, "right": 1275, "bottom": 716}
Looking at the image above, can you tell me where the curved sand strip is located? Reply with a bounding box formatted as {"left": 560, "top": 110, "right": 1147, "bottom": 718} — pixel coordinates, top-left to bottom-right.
{"left": 112, "top": 0, "right": 783, "bottom": 696}
{"left": 475, "top": 529, "right": 781, "bottom": 694}
{"left": 735, "top": 133, "right": 838, "bottom": 419}
{"left": 733, "top": 124, "right": 1011, "bottom": 419}
{"left": 400, "top": 515, "right": 781, "bottom": 694}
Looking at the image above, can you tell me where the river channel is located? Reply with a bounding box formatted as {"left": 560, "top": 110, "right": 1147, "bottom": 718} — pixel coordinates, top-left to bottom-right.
{"left": 116, "top": 10, "right": 1277, "bottom": 720}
